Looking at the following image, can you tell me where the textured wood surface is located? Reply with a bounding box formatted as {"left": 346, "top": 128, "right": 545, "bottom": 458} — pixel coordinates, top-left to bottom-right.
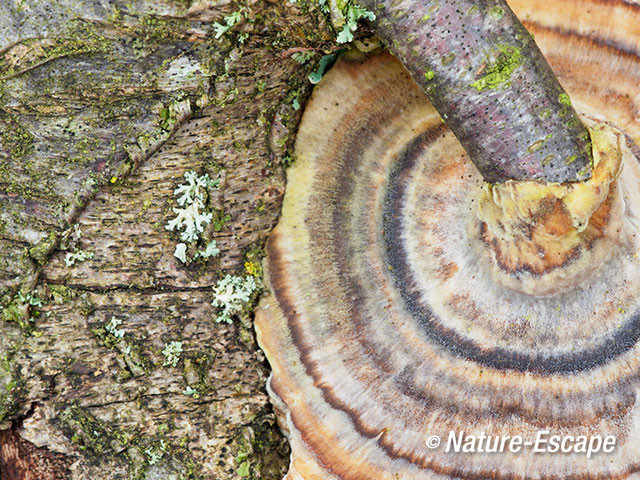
{"left": 0, "top": 0, "right": 335, "bottom": 478}
{"left": 256, "top": 1, "right": 640, "bottom": 478}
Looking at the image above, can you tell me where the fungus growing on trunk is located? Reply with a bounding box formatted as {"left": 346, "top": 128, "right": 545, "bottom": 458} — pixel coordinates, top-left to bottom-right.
{"left": 256, "top": 0, "right": 640, "bottom": 479}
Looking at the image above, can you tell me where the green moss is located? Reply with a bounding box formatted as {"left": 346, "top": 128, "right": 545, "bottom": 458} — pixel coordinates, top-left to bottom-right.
{"left": 231, "top": 410, "right": 290, "bottom": 480}
{"left": 137, "top": 15, "right": 189, "bottom": 46}
{"left": 0, "top": 349, "right": 24, "bottom": 425}
{"left": 0, "top": 116, "right": 34, "bottom": 159}
{"left": 1, "top": 293, "right": 40, "bottom": 335}
{"left": 211, "top": 209, "right": 231, "bottom": 231}
{"left": 1, "top": 298, "right": 26, "bottom": 324}
{"left": 470, "top": 44, "right": 522, "bottom": 92}
{"left": 181, "top": 352, "right": 214, "bottom": 396}
{"left": 0, "top": 21, "right": 113, "bottom": 80}
{"left": 61, "top": 405, "right": 115, "bottom": 455}
{"left": 29, "top": 231, "right": 59, "bottom": 266}
{"left": 424, "top": 70, "right": 435, "bottom": 80}
{"left": 91, "top": 320, "right": 153, "bottom": 378}
{"left": 244, "top": 243, "right": 265, "bottom": 280}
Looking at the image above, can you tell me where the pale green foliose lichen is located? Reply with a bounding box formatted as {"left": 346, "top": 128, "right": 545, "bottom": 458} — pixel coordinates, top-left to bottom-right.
{"left": 17, "top": 291, "right": 42, "bottom": 308}
{"left": 291, "top": 51, "right": 315, "bottom": 64}
{"left": 167, "top": 201, "right": 212, "bottom": 242}
{"left": 105, "top": 316, "right": 125, "bottom": 339}
{"left": 64, "top": 249, "right": 94, "bottom": 266}
{"left": 183, "top": 386, "right": 200, "bottom": 398}
{"left": 213, "top": 7, "right": 248, "bottom": 39}
{"left": 166, "top": 171, "right": 219, "bottom": 243}
{"left": 161, "top": 341, "right": 183, "bottom": 367}
{"left": 211, "top": 275, "right": 259, "bottom": 324}
{"left": 335, "top": 3, "right": 376, "bottom": 44}
{"left": 174, "top": 243, "right": 188, "bottom": 263}
{"left": 196, "top": 240, "right": 220, "bottom": 259}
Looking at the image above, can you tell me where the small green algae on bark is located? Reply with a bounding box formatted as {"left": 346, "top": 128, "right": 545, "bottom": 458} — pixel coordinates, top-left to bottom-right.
{"left": 470, "top": 44, "right": 522, "bottom": 92}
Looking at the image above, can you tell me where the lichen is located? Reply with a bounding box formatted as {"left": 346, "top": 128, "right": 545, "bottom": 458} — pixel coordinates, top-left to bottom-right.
{"left": 195, "top": 240, "right": 220, "bottom": 259}
{"left": 166, "top": 171, "right": 219, "bottom": 242}
{"left": 211, "top": 275, "right": 260, "bottom": 324}
{"left": 64, "top": 249, "right": 94, "bottom": 266}
{"left": 161, "top": 341, "right": 184, "bottom": 367}
{"left": 91, "top": 318, "right": 152, "bottom": 378}
{"left": 213, "top": 8, "right": 249, "bottom": 40}
{"left": 470, "top": 44, "right": 522, "bottom": 92}
{"left": 174, "top": 243, "right": 188, "bottom": 264}
{"left": 336, "top": 4, "right": 375, "bottom": 43}
{"left": 105, "top": 316, "right": 125, "bottom": 339}
{"left": 308, "top": 49, "right": 345, "bottom": 84}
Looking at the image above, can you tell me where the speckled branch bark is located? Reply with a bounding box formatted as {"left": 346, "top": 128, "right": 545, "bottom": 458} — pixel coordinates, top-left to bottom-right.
{"left": 359, "top": 0, "right": 593, "bottom": 183}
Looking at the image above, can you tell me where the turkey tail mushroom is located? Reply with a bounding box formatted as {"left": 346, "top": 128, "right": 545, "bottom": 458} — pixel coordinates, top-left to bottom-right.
{"left": 255, "top": 0, "right": 640, "bottom": 479}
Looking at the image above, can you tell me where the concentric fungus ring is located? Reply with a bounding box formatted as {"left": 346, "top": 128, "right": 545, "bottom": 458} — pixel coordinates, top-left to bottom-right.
{"left": 256, "top": 1, "right": 640, "bottom": 478}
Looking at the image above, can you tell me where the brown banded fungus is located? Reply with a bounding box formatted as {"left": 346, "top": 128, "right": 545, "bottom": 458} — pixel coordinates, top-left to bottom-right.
{"left": 256, "top": 0, "right": 640, "bottom": 479}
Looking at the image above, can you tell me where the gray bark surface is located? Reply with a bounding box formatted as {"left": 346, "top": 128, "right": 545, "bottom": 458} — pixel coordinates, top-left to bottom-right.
{"left": 0, "top": 0, "right": 334, "bottom": 478}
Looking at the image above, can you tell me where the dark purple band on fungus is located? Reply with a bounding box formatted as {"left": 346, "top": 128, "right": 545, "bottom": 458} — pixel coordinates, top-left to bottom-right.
{"left": 383, "top": 128, "right": 640, "bottom": 374}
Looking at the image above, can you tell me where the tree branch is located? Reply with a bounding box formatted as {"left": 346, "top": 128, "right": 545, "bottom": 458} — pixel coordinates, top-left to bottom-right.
{"left": 359, "top": 0, "right": 593, "bottom": 183}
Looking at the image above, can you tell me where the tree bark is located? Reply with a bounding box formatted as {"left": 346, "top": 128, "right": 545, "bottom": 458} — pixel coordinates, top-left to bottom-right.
{"left": 359, "top": 0, "right": 593, "bottom": 183}
{"left": 0, "top": 0, "right": 335, "bottom": 478}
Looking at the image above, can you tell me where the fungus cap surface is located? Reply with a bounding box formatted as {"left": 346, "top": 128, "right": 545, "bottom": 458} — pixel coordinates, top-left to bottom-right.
{"left": 256, "top": 1, "right": 640, "bottom": 478}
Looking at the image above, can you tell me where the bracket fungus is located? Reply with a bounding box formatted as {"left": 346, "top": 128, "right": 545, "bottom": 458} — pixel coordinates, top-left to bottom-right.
{"left": 256, "top": 0, "right": 640, "bottom": 479}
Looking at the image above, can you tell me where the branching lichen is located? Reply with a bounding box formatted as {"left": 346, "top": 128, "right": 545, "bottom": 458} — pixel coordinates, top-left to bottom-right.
{"left": 162, "top": 341, "right": 183, "bottom": 367}
{"left": 64, "top": 249, "right": 94, "bottom": 266}
{"left": 105, "top": 316, "right": 125, "bottom": 339}
{"left": 196, "top": 240, "right": 220, "bottom": 259}
{"left": 335, "top": 3, "right": 376, "bottom": 43}
{"left": 211, "top": 275, "right": 259, "bottom": 324}
{"left": 166, "top": 171, "right": 219, "bottom": 243}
